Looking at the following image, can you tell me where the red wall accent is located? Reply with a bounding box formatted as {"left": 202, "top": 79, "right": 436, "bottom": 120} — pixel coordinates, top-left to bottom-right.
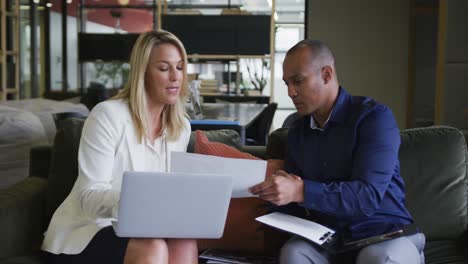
{"left": 50, "top": 0, "right": 154, "bottom": 32}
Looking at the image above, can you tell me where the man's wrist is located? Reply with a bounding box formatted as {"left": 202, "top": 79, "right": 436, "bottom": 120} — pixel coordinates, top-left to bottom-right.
{"left": 296, "top": 178, "right": 305, "bottom": 203}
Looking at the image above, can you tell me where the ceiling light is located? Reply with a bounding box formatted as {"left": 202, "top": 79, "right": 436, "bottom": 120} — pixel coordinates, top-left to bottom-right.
{"left": 66, "top": 0, "right": 72, "bottom": 3}
{"left": 46, "top": 2, "right": 52, "bottom": 7}
{"left": 117, "top": 0, "right": 129, "bottom": 5}
{"left": 33, "top": 0, "right": 39, "bottom": 4}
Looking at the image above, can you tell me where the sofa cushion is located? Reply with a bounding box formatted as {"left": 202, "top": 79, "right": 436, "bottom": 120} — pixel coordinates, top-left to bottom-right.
{"left": 265, "top": 127, "right": 288, "bottom": 160}
{"left": 0, "top": 177, "right": 47, "bottom": 260}
{"left": 194, "top": 130, "right": 259, "bottom": 160}
{"left": 0, "top": 106, "right": 48, "bottom": 189}
{"left": 0, "top": 254, "right": 45, "bottom": 264}
{"left": 399, "top": 126, "right": 468, "bottom": 240}
{"left": 46, "top": 118, "right": 85, "bottom": 222}
{"left": 462, "top": 130, "right": 468, "bottom": 150}
{"left": 2, "top": 98, "right": 89, "bottom": 144}
{"left": 187, "top": 129, "right": 242, "bottom": 153}
{"left": 424, "top": 240, "right": 468, "bottom": 264}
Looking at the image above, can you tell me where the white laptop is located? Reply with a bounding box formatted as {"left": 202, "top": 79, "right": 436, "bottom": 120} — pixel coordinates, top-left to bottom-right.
{"left": 112, "top": 171, "right": 233, "bottom": 238}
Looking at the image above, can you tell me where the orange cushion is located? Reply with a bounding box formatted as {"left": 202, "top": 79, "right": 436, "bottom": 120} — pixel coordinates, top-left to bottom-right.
{"left": 194, "top": 130, "right": 259, "bottom": 159}
{"left": 194, "top": 130, "right": 284, "bottom": 253}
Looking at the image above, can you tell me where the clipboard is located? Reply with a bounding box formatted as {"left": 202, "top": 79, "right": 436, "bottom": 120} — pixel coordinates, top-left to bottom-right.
{"left": 256, "top": 212, "right": 418, "bottom": 253}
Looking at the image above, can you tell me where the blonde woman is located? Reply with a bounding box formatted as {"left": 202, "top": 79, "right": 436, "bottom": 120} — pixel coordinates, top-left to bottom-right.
{"left": 42, "top": 30, "right": 197, "bottom": 264}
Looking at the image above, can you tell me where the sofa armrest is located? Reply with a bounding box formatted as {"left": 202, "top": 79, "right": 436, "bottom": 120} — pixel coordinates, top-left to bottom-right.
{"left": 29, "top": 145, "right": 52, "bottom": 179}
{"left": 0, "top": 177, "right": 48, "bottom": 259}
{"left": 240, "top": 145, "right": 266, "bottom": 159}
{"left": 265, "top": 128, "right": 288, "bottom": 160}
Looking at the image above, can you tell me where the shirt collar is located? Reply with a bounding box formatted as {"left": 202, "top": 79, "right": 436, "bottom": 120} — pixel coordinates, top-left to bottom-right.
{"left": 309, "top": 107, "right": 333, "bottom": 129}
{"left": 146, "top": 127, "right": 168, "bottom": 144}
{"left": 329, "top": 86, "right": 350, "bottom": 124}
{"left": 309, "top": 86, "right": 350, "bottom": 129}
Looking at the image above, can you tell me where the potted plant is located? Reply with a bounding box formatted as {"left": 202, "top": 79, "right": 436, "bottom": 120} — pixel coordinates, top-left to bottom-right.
{"left": 94, "top": 62, "right": 130, "bottom": 89}
{"left": 245, "top": 58, "right": 270, "bottom": 95}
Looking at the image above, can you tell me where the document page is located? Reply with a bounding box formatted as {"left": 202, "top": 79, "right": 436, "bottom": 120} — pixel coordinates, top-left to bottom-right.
{"left": 170, "top": 152, "right": 267, "bottom": 198}
{"left": 256, "top": 212, "right": 336, "bottom": 245}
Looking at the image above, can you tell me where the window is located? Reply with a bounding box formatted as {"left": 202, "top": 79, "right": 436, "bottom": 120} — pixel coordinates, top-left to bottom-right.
{"left": 271, "top": 0, "right": 305, "bottom": 129}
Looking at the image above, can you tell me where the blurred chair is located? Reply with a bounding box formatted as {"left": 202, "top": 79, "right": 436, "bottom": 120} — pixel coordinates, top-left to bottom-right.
{"left": 80, "top": 82, "right": 119, "bottom": 111}
{"left": 215, "top": 98, "right": 257, "bottom": 104}
{"left": 281, "top": 111, "right": 301, "bottom": 128}
{"left": 52, "top": 111, "right": 88, "bottom": 130}
{"left": 245, "top": 102, "right": 278, "bottom": 146}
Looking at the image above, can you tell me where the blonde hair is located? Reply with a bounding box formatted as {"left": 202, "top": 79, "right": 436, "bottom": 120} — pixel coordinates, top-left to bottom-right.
{"left": 113, "top": 30, "right": 189, "bottom": 142}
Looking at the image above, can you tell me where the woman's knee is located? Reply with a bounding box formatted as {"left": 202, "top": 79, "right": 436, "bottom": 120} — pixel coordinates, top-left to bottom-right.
{"left": 125, "top": 238, "right": 168, "bottom": 264}
{"left": 167, "top": 239, "right": 197, "bottom": 252}
{"left": 166, "top": 239, "right": 198, "bottom": 264}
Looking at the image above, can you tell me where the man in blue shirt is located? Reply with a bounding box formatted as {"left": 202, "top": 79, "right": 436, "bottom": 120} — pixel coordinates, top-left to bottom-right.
{"left": 249, "top": 40, "right": 425, "bottom": 263}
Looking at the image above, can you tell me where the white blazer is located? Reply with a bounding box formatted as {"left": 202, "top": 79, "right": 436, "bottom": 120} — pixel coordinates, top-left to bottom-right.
{"left": 41, "top": 99, "right": 191, "bottom": 255}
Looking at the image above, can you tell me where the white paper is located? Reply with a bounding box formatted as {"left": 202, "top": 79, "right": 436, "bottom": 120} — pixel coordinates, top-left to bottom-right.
{"left": 170, "top": 152, "right": 266, "bottom": 198}
{"left": 256, "top": 212, "right": 336, "bottom": 245}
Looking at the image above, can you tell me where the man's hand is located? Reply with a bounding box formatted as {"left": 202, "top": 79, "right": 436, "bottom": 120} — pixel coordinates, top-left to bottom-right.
{"left": 248, "top": 170, "right": 304, "bottom": 206}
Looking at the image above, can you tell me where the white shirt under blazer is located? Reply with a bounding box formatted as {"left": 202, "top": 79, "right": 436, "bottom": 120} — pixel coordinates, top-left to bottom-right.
{"left": 41, "top": 99, "right": 191, "bottom": 255}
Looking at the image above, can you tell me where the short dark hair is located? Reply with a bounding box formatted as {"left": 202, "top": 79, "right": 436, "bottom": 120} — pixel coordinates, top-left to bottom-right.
{"left": 286, "top": 39, "right": 336, "bottom": 69}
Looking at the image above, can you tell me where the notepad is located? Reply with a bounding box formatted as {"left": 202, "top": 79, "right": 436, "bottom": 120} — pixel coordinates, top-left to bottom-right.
{"left": 256, "top": 212, "right": 335, "bottom": 246}
{"left": 256, "top": 212, "right": 417, "bottom": 253}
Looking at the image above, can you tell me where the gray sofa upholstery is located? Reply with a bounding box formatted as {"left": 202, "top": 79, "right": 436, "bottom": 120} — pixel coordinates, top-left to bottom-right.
{"left": 1, "top": 99, "right": 89, "bottom": 144}
{"left": 0, "top": 106, "right": 48, "bottom": 189}
{"left": 0, "top": 120, "right": 467, "bottom": 263}
{"left": 0, "top": 99, "right": 89, "bottom": 190}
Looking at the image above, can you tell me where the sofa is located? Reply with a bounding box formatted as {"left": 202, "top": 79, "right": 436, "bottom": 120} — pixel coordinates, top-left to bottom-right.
{"left": 0, "top": 117, "right": 467, "bottom": 263}
{"left": 0, "top": 99, "right": 89, "bottom": 190}
{"left": 1, "top": 98, "right": 89, "bottom": 144}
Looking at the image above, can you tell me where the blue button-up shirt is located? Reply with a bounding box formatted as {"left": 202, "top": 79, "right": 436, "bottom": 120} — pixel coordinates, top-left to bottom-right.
{"left": 285, "top": 87, "right": 413, "bottom": 240}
